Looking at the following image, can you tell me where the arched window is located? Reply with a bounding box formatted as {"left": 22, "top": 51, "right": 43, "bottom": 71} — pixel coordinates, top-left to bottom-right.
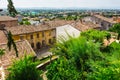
{"left": 36, "top": 42, "right": 41, "bottom": 49}
{"left": 31, "top": 43, "right": 34, "bottom": 48}
{"left": 49, "top": 39, "right": 52, "bottom": 44}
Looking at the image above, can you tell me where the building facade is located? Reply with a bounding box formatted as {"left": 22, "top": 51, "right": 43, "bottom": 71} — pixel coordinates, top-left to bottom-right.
{"left": 6, "top": 25, "right": 56, "bottom": 50}
{"left": 90, "top": 15, "right": 116, "bottom": 30}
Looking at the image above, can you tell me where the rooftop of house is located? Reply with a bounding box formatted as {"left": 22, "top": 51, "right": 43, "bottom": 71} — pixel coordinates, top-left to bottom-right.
{"left": 93, "top": 15, "right": 116, "bottom": 24}
{"left": 71, "top": 20, "right": 100, "bottom": 31}
{"left": 0, "top": 40, "right": 36, "bottom": 69}
{"left": 0, "top": 16, "right": 18, "bottom": 21}
{"left": 0, "top": 30, "right": 7, "bottom": 44}
{"left": 5, "top": 24, "right": 55, "bottom": 35}
{"left": 5, "top": 20, "right": 74, "bottom": 35}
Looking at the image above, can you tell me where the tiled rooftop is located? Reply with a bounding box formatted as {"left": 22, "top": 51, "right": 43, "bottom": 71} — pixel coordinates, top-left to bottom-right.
{"left": 5, "top": 20, "right": 74, "bottom": 35}
{"left": 0, "top": 40, "right": 36, "bottom": 69}
{"left": 94, "top": 15, "right": 116, "bottom": 24}
{"left": 0, "top": 30, "right": 7, "bottom": 44}
{"left": 72, "top": 21, "right": 100, "bottom": 31}
{"left": 0, "top": 16, "right": 17, "bottom": 21}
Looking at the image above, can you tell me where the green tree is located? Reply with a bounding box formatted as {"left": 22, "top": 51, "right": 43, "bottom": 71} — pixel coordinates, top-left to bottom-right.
{"left": 47, "top": 36, "right": 103, "bottom": 80}
{"left": 81, "top": 29, "right": 110, "bottom": 43}
{"left": 87, "top": 42, "right": 120, "bottom": 80}
{"left": 7, "top": 31, "right": 18, "bottom": 57}
{"left": 24, "top": 21, "right": 31, "bottom": 25}
{"left": 109, "top": 23, "right": 120, "bottom": 40}
{"left": 47, "top": 30, "right": 120, "bottom": 80}
{"left": 6, "top": 55, "right": 43, "bottom": 80}
{"left": 47, "top": 57, "right": 80, "bottom": 80}
{"left": 7, "top": 0, "right": 17, "bottom": 17}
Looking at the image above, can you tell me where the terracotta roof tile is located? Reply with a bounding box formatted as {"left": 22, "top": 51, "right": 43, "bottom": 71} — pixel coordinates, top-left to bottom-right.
{"left": 0, "top": 30, "right": 7, "bottom": 44}
{"left": 0, "top": 40, "right": 36, "bottom": 69}
{"left": 5, "top": 20, "right": 74, "bottom": 35}
{"left": 94, "top": 15, "right": 116, "bottom": 24}
{"left": 72, "top": 21, "right": 100, "bottom": 31}
{"left": 0, "top": 16, "right": 17, "bottom": 21}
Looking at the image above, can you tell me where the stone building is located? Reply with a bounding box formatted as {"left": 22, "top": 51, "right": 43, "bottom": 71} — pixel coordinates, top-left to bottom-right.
{"left": 0, "top": 16, "right": 18, "bottom": 27}
{"left": 90, "top": 15, "right": 117, "bottom": 30}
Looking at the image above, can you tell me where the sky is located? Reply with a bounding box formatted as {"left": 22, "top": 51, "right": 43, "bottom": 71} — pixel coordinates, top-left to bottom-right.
{"left": 0, "top": 0, "right": 120, "bottom": 9}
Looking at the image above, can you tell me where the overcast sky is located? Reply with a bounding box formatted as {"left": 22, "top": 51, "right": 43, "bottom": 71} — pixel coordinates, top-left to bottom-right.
{"left": 0, "top": 0, "right": 120, "bottom": 9}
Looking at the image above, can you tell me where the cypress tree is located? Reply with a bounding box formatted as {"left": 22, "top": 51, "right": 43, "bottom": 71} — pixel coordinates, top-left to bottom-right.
{"left": 7, "top": 0, "right": 17, "bottom": 17}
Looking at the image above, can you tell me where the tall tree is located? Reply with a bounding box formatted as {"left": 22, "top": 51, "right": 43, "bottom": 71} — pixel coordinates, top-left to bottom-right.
{"left": 7, "top": 0, "right": 17, "bottom": 17}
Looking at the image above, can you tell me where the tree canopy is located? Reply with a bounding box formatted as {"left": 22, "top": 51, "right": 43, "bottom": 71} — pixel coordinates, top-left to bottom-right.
{"left": 46, "top": 29, "right": 120, "bottom": 80}
{"left": 6, "top": 55, "right": 43, "bottom": 80}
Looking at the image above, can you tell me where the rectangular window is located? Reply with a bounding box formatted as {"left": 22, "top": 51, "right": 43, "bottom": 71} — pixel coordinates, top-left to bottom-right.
{"left": 49, "top": 31, "right": 51, "bottom": 36}
{"left": 30, "top": 35, "right": 33, "bottom": 39}
{"left": 42, "top": 32, "right": 44, "bottom": 37}
{"left": 20, "top": 36, "right": 24, "bottom": 40}
{"left": 37, "top": 33, "right": 39, "bottom": 38}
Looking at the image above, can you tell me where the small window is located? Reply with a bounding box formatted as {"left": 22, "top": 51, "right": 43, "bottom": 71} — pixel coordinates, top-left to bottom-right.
{"left": 49, "top": 39, "right": 52, "bottom": 44}
{"left": 30, "top": 35, "right": 33, "bottom": 39}
{"left": 20, "top": 36, "right": 24, "bottom": 40}
{"left": 37, "top": 33, "right": 39, "bottom": 38}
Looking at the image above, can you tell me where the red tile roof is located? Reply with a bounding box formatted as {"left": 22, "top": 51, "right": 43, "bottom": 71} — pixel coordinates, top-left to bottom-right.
{"left": 0, "top": 30, "right": 7, "bottom": 44}
{"left": 94, "top": 15, "right": 116, "bottom": 24}
{"left": 5, "top": 20, "right": 74, "bottom": 35}
{"left": 0, "top": 40, "right": 36, "bottom": 69}
{"left": 0, "top": 16, "right": 17, "bottom": 21}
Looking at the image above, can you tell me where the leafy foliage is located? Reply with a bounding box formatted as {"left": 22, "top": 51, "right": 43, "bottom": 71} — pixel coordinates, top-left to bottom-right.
{"left": 88, "top": 42, "right": 120, "bottom": 80}
{"left": 47, "top": 57, "right": 80, "bottom": 80}
{"left": 47, "top": 29, "right": 120, "bottom": 80}
{"left": 19, "top": 19, "right": 31, "bottom": 25}
{"left": 0, "top": 49, "right": 5, "bottom": 56}
{"left": 109, "top": 23, "right": 120, "bottom": 39}
{"left": 6, "top": 55, "right": 43, "bottom": 80}
{"left": 81, "top": 29, "right": 111, "bottom": 43}
{"left": 47, "top": 36, "right": 103, "bottom": 80}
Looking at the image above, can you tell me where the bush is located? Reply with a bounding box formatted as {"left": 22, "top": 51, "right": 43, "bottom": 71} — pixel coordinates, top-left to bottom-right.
{"left": 6, "top": 55, "right": 43, "bottom": 80}
{"left": 47, "top": 30, "right": 120, "bottom": 80}
{"left": 47, "top": 36, "right": 103, "bottom": 80}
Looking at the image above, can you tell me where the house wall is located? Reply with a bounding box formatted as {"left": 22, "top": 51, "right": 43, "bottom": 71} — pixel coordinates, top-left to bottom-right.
{"left": 90, "top": 16, "right": 114, "bottom": 30}
{"left": 13, "top": 28, "right": 56, "bottom": 50}
{"left": 0, "top": 20, "right": 18, "bottom": 27}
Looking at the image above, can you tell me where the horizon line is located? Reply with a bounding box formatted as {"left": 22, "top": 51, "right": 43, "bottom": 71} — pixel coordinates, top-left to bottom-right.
{"left": 1, "top": 7, "right": 120, "bottom": 10}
